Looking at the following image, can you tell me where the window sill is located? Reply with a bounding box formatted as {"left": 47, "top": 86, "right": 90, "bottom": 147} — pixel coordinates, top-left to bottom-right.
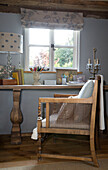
{"left": 24, "top": 71, "right": 56, "bottom": 74}
{"left": 24, "top": 71, "right": 82, "bottom": 74}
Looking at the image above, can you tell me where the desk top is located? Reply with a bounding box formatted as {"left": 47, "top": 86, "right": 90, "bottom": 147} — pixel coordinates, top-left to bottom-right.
{"left": 0, "top": 85, "right": 108, "bottom": 90}
{"left": 0, "top": 85, "right": 82, "bottom": 90}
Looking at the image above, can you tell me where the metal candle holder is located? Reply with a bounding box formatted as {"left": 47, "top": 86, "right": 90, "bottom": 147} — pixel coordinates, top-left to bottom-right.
{"left": 86, "top": 48, "right": 101, "bottom": 79}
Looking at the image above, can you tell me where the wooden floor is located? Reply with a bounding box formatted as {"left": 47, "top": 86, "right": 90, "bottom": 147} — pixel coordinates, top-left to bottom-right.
{"left": 0, "top": 133, "right": 108, "bottom": 165}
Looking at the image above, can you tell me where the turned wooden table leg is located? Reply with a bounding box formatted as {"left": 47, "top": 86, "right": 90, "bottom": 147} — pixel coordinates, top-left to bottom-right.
{"left": 37, "top": 100, "right": 42, "bottom": 160}
{"left": 10, "top": 89, "right": 23, "bottom": 144}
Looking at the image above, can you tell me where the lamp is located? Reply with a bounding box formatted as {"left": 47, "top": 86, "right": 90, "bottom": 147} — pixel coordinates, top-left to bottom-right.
{"left": 86, "top": 48, "right": 101, "bottom": 79}
{"left": 0, "top": 32, "right": 23, "bottom": 79}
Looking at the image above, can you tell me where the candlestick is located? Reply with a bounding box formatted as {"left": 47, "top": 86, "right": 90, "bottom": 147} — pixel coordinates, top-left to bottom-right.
{"left": 94, "top": 59, "right": 96, "bottom": 65}
{"left": 86, "top": 48, "right": 101, "bottom": 79}
{"left": 88, "top": 58, "right": 91, "bottom": 64}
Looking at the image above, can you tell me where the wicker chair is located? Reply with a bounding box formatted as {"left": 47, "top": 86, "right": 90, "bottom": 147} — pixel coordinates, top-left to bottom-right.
{"left": 37, "top": 76, "right": 100, "bottom": 167}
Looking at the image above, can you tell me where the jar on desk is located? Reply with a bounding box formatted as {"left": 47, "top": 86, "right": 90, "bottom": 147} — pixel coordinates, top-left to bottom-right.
{"left": 62, "top": 77, "right": 66, "bottom": 85}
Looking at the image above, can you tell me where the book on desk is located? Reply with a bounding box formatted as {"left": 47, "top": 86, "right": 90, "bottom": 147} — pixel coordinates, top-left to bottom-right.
{"left": 66, "top": 81, "right": 85, "bottom": 86}
{"left": 1, "top": 79, "right": 17, "bottom": 85}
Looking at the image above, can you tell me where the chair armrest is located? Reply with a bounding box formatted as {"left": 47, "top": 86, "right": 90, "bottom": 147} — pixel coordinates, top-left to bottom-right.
{"left": 54, "top": 94, "right": 77, "bottom": 98}
{"left": 39, "top": 97, "right": 93, "bottom": 104}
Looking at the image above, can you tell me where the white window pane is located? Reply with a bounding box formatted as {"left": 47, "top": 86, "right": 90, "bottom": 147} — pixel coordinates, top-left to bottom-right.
{"left": 54, "top": 30, "right": 74, "bottom": 46}
{"left": 29, "top": 47, "right": 49, "bottom": 68}
{"left": 29, "top": 28, "right": 50, "bottom": 45}
{"left": 54, "top": 48, "right": 73, "bottom": 68}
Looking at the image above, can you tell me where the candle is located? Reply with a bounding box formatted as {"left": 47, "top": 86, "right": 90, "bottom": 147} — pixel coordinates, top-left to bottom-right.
{"left": 88, "top": 58, "right": 91, "bottom": 64}
{"left": 97, "top": 59, "right": 99, "bottom": 64}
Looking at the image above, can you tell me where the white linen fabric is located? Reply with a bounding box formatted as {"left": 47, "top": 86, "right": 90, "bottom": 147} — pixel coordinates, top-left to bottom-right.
{"left": 77, "top": 80, "right": 94, "bottom": 98}
{"left": 99, "top": 75, "right": 105, "bottom": 130}
{"left": 21, "top": 8, "right": 84, "bottom": 30}
{"left": 31, "top": 127, "right": 38, "bottom": 140}
{"left": 69, "top": 80, "right": 94, "bottom": 99}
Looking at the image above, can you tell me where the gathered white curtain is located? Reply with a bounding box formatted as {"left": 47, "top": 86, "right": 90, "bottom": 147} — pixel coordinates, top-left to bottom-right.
{"left": 21, "top": 8, "right": 84, "bottom": 30}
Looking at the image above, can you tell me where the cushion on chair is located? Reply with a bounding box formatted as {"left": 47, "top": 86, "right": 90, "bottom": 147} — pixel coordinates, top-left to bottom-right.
{"left": 68, "top": 80, "right": 94, "bottom": 99}
{"left": 77, "top": 80, "right": 94, "bottom": 98}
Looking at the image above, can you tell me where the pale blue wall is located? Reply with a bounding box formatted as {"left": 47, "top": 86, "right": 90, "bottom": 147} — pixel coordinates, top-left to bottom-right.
{"left": 0, "top": 13, "right": 23, "bottom": 68}
{"left": 0, "top": 13, "right": 108, "bottom": 134}
{"left": 80, "top": 18, "right": 108, "bottom": 121}
{"left": 80, "top": 18, "right": 108, "bottom": 84}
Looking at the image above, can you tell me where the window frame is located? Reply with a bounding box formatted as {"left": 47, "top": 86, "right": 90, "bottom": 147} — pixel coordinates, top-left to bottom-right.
{"left": 24, "top": 28, "right": 80, "bottom": 71}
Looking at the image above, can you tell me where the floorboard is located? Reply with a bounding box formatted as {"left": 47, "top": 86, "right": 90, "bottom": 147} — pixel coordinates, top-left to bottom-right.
{"left": 0, "top": 133, "right": 108, "bottom": 165}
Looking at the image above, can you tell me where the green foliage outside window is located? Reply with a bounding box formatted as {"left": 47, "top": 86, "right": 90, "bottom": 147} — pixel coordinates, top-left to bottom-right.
{"left": 54, "top": 48, "right": 73, "bottom": 67}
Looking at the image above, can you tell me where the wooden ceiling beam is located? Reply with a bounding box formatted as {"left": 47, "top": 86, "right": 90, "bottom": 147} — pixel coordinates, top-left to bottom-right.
{"left": 0, "top": 0, "right": 108, "bottom": 19}
{"left": 0, "top": 0, "right": 108, "bottom": 12}
{"left": 0, "top": 5, "right": 20, "bottom": 13}
{"left": 0, "top": 0, "right": 108, "bottom": 6}
{"left": 0, "top": 2, "right": 108, "bottom": 12}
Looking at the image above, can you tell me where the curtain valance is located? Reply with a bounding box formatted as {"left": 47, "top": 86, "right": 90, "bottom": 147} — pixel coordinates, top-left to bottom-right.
{"left": 21, "top": 8, "right": 84, "bottom": 30}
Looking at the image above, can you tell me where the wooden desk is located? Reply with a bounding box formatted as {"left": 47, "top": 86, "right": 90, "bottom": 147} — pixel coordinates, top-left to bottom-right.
{"left": 0, "top": 85, "right": 107, "bottom": 144}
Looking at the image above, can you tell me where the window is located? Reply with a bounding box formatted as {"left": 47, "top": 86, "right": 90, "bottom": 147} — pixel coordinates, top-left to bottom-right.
{"left": 24, "top": 28, "right": 80, "bottom": 71}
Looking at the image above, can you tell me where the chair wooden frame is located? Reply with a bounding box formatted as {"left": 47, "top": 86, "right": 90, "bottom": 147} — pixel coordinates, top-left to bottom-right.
{"left": 37, "top": 76, "right": 100, "bottom": 167}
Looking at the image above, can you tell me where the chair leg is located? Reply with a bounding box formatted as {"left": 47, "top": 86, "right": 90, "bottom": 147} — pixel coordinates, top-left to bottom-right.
{"left": 95, "top": 128, "right": 100, "bottom": 150}
{"left": 90, "top": 136, "right": 99, "bottom": 167}
{"left": 38, "top": 133, "right": 42, "bottom": 161}
{"left": 95, "top": 115, "right": 100, "bottom": 150}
